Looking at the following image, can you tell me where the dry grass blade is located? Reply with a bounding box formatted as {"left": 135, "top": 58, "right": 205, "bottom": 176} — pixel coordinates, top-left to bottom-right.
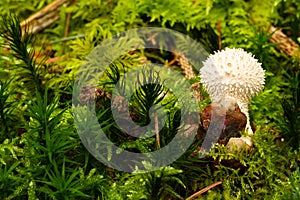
{"left": 186, "top": 181, "right": 222, "bottom": 199}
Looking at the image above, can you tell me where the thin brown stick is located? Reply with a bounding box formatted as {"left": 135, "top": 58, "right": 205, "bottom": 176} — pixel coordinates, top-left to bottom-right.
{"left": 62, "top": 11, "right": 71, "bottom": 53}
{"left": 154, "top": 111, "right": 161, "bottom": 148}
{"left": 167, "top": 57, "right": 177, "bottom": 66}
{"left": 186, "top": 181, "right": 222, "bottom": 199}
{"left": 217, "top": 20, "right": 222, "bottom": 50}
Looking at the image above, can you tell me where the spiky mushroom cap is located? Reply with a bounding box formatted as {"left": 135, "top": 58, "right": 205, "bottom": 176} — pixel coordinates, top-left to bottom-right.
{"left": 200, "top": 48, "right": 265, "bottom": 133}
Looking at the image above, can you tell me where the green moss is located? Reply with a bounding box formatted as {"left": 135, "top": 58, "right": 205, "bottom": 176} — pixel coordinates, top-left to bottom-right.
{"left": 0, "top": 0, "right": 299, "bottom": 199}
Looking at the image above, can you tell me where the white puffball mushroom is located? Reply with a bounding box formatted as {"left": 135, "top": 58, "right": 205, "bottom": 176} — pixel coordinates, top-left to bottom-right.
{"left": 200, "top": 48, "right": 265, "bottom": 134}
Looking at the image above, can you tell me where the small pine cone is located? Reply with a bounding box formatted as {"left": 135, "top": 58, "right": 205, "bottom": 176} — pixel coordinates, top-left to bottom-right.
{"left": 176, "top": 52, "right": 203, "bottom": 102}
{"left": 79, "top": 85, "right": 111, "bottom": 106}
{"left": 176, "top": 52, "right": 195, "bottom": 80}
{"left": 129, "top": 107, "right": 140, "bottom": 123}
{"left": 112, "top": 95, "right": 127, "bottom": 113}
{"left": 112, "top": 96, "right": 140, "bottom": 123}
{"left": 79, "top": 85, "right": 95, "bottom": 104}
{"left": 94, "top": 87, "right": 111, "bottom": 102}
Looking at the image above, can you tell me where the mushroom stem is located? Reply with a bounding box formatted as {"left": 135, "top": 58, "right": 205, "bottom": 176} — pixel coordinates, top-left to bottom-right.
{"left": 237, "top": 103, "right": 253, "bottom": 134}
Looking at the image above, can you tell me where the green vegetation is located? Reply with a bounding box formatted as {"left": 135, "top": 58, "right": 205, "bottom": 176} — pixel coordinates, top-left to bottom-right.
{"left": 0, "top": 0, "right": 299, "bottom": 199}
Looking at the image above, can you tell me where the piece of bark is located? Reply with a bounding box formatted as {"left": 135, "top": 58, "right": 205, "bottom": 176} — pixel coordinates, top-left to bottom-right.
{"left": 269, "top": 26, "right": 300, "bottom": 58}
{"left": 200, "top": 104, "right": 247, "bottom": 144}
{"left": 20, "top": 0, "right": 68, "bottom": 35}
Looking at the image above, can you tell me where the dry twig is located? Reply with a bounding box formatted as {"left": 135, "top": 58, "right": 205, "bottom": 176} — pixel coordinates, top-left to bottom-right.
{"left": 154, "top": 111, "right": 161, "bottom": 148}
{"left": 269, "top": 26, "right": 300, "bottom": 58}
{"left": 20, "top": 0, "right": 68, "bottom": 35}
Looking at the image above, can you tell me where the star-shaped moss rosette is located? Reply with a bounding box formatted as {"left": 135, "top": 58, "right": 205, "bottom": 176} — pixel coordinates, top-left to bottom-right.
{"left": 200, "top": 48, "right": 265, "bottom": 136}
